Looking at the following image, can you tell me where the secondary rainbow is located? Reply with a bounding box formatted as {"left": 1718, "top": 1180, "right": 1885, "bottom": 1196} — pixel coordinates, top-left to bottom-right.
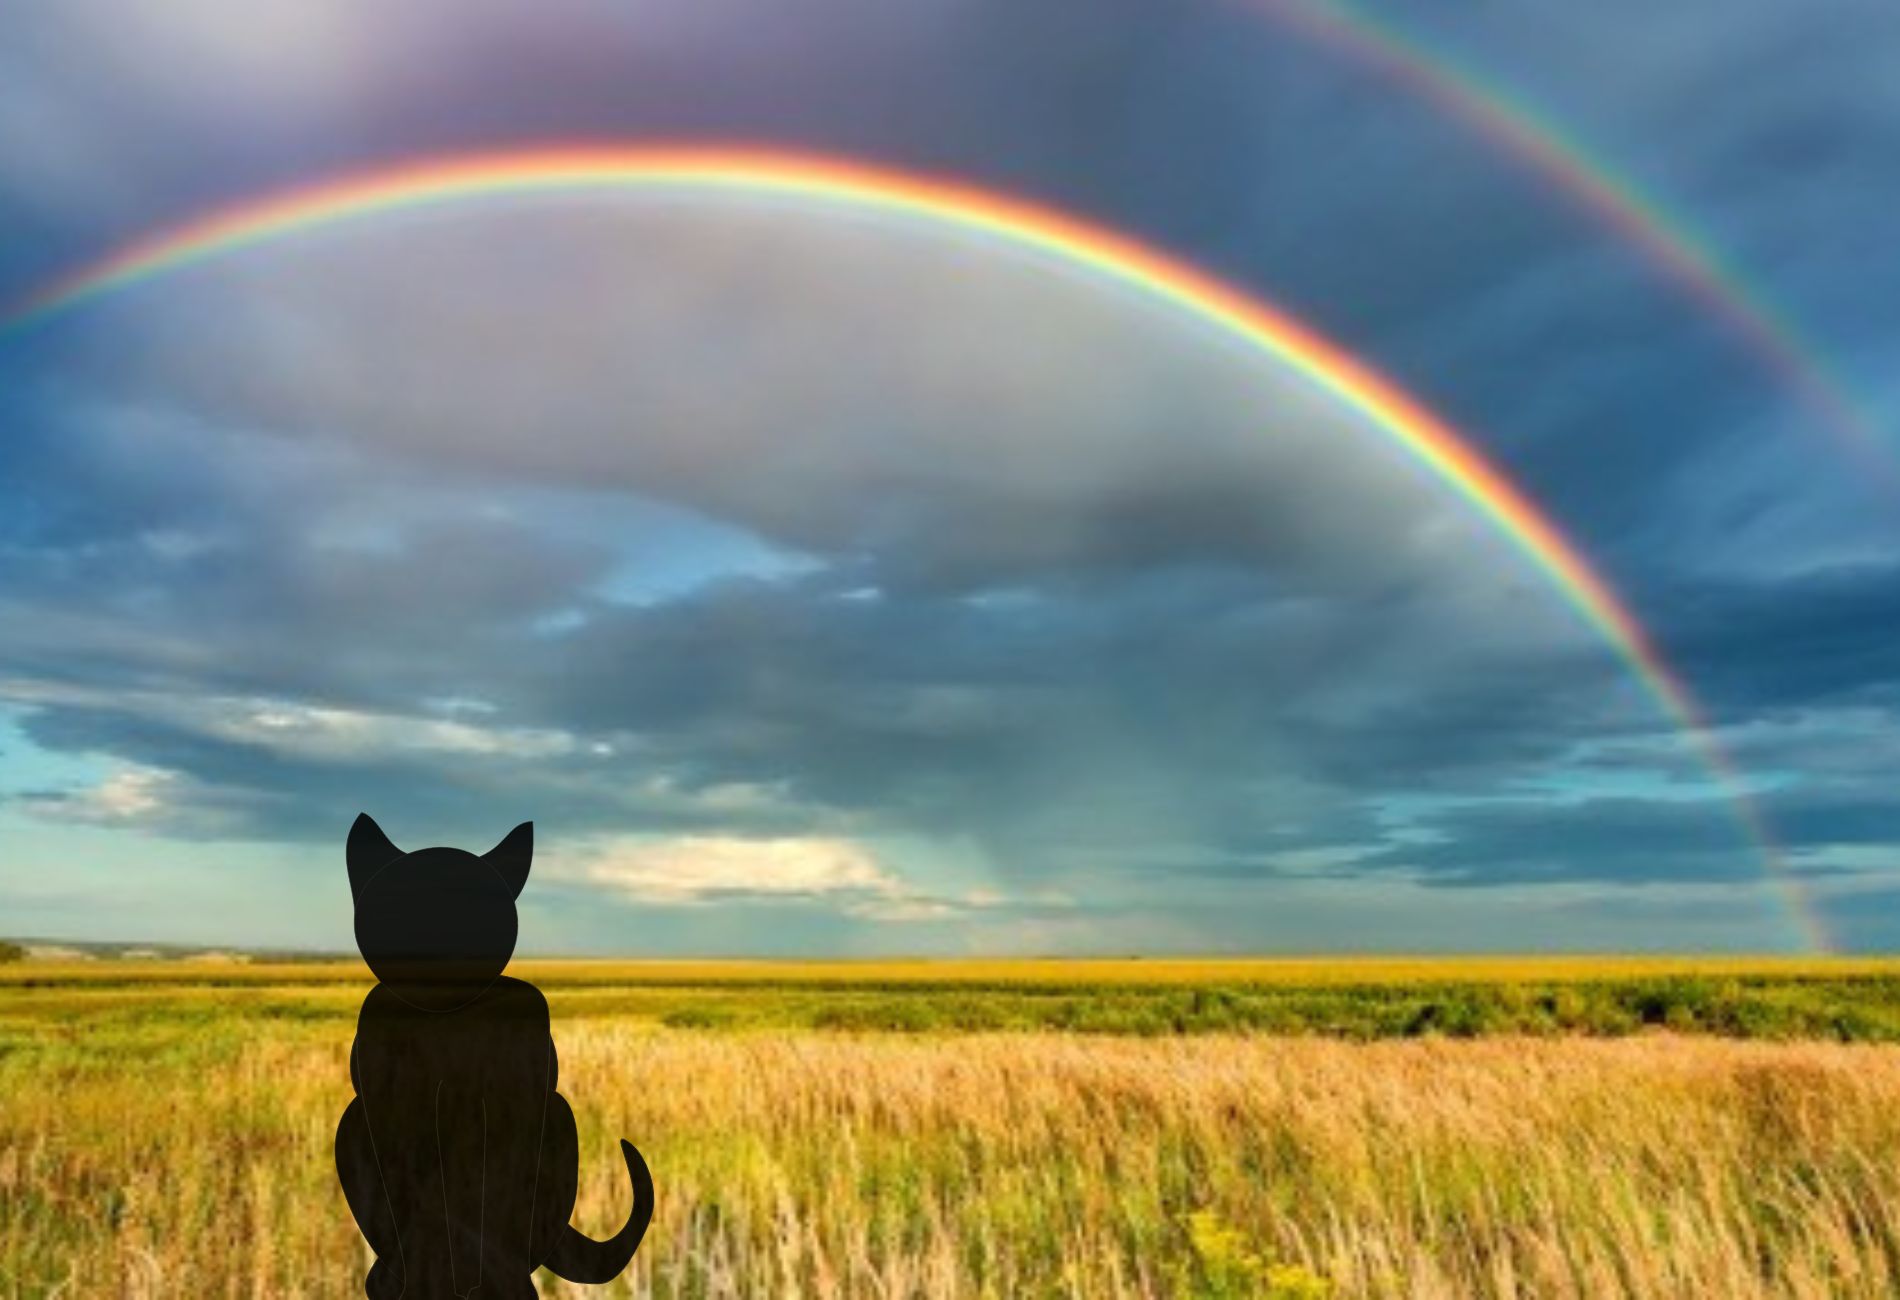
{"left": 1256, "top": 0, "right": 1897, "bottom": 494}
{"left": 0, "top": 144, "right": 1824, "bottom": 949}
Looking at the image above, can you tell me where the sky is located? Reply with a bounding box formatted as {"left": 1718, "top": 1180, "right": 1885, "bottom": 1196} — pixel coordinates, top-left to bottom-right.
{"left": 2, "top": 0, "right": 1899, "bottom": 955}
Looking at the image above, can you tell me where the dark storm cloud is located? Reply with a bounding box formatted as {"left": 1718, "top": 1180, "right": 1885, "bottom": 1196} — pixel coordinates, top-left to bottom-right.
{"left": 0, "top": 373, "right": 1631, "bottom": 885}
{"left": 1355, "top": 796, "right": 1795, "bottom": 888}
{"left": 1, "top": 0, "right": 1898, "bottom": 949}
{"left": 3, "top": 0, "right": 1893, "bottom": 573}
{"left": 1340, "top": 0, "right": 1900, "bottom": 530}
{"left": 19, "top": 201, "right": 1528, "bottom": 601}
{"left": 0, "top": 396, "right": 621, "bottom": 714}
{"left": 0, "top": 519, "right": 1586, "bottom": 854}
{"left": 8, "top": 0, "right": 1894, "bottom": 507}
{"left": 1645, "top": 560, "right": 1900, "bottom": 718}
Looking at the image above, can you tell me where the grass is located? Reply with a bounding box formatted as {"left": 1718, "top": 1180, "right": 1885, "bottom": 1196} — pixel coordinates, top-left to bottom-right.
{"left": 4, "top": 957, "right": 1900, "bottom": 1297}
{"left": 11, "top": 956, "right": 1900, "bottom": 1040}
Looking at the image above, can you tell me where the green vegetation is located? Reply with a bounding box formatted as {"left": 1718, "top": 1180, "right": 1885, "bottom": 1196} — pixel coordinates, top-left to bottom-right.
{"left": 1177, "top": 1211, "right": 1335, "bottom": 1299}
{"left": 8, "top": 957, "right": 1900, "bottom": 1040}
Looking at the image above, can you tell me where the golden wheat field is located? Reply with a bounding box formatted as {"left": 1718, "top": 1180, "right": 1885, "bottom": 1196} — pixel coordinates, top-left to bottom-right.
{"left": 7, "top": 959, "right": 1900, "bottom": 1298}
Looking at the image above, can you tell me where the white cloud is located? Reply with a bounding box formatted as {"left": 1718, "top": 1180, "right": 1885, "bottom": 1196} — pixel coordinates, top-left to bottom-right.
{"left": 0, "top": 677, "right": 577, "bottom": 763}
{"left": 8, "top": 752, "right": 272, "bottom": 840}
{"left": 560, "top": 833, "right": 1073, "bottom": 925}
{"left": 844, "top": 895, "right": 959, "bottom": 922}
{"left": 18, "top": 765, "right": 172, "bottom": 825}
{"left": 239, "top": 703, "right": 576, "bottom": 761}
{"left": 573, "top": 834, "right": 903, "bottom": 904}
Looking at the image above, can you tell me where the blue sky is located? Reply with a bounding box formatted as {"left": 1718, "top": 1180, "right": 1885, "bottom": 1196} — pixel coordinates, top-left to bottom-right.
{"left": 2, "top": 0, "right": 1899, "bottom": 954}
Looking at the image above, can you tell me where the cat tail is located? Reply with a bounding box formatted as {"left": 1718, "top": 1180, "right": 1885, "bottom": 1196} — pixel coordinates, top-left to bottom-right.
{"left": 544, "top": 1139, "right": 655, "bottom": 1284}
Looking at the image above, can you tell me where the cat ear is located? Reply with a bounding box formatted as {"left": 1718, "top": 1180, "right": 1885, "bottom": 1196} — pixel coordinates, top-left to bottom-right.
{"left": 346, "top": 813, "right": 403, "bottom": 897}
{"left": 484, "top": 821, "right": 533, "bottom": 899}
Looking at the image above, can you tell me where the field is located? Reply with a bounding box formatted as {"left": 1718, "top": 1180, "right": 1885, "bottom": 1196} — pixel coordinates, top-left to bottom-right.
{"left": 6, "top": 957, "right": 1900, "bottom": 1298}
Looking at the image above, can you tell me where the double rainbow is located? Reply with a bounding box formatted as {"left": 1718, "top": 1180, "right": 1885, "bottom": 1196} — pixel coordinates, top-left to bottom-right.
{"left": 0, "top": 145, "right": 1822, "bottom": 949}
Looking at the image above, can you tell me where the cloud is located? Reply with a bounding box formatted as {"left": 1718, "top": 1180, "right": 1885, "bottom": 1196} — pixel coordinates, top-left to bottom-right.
{"left": 29, "top": 198, "right": 1528, "bottom": 598}
{"left": 15, "top": 765, "right": 173, "bottom": 827}
{"left": 2, "top": 678, "right": 580, "bottom": 764}
{"left": 570, "top": 834, "right": 898, "bottom": 903}
{"left": 3, "top": 0, "right": 1899, "bottom": 951}
{"left": 0, "top": 200, "right": 1638, "bottom": 888}
{"left": 1641, "top": 559, "right": 1900, "bottom": 718}
{"left": 554, "top": 832, "right": 1020, "bottom": 922}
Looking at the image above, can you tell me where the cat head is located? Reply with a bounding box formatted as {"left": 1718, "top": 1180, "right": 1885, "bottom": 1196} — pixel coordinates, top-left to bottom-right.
{"left": 347, "top": 813, "right": 531, "bottom": 1003}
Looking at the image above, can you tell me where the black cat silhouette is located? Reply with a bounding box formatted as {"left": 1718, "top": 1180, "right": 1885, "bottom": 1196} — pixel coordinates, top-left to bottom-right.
{"left": 335, "top": 814, "right": 653, "bottom": 1298}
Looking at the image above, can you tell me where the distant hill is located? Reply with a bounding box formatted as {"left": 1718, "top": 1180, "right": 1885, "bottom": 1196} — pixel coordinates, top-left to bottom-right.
{"left": 0, "top": 936, "right": 348, "bottom": 963}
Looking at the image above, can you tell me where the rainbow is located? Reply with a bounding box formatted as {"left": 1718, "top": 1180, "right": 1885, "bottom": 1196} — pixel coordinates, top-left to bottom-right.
{"left": 1257, "top": 0, "right": 1897, "bottom": 494}
{"left": 0, "top": 144, "right": 1825, "bottom": 949}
